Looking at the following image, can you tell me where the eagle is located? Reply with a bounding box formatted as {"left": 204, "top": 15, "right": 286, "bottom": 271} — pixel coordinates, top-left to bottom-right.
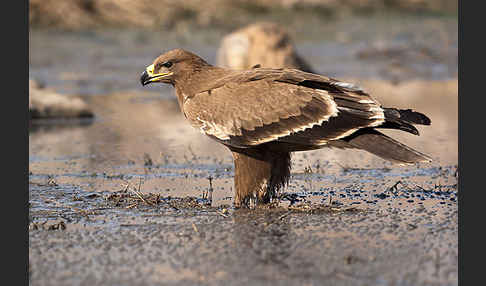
{"left": 140, "top": 49, "right": 431, "bottom": 208}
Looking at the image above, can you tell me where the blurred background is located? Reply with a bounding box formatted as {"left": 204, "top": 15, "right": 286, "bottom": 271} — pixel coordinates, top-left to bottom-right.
{"left": 29, "top": 0, "right": 458, "bottom": 200}
{"left": 29, "top": 0, "right": 458, "bottom": 93}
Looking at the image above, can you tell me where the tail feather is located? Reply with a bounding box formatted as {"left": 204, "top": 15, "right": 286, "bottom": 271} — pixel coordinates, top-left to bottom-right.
{"left": 378, "top": 108, "right": 431, "bottom": 135}
{"left": 384, "top": 108, "right": 431, "bottom": 125}
{"left": 345, "top": 129, "right": 432, "bottom": 164}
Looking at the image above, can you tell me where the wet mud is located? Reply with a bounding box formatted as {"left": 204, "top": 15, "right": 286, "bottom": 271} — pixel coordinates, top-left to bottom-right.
{"left": 29, "top": 14, "right": 457, "bottom": 286}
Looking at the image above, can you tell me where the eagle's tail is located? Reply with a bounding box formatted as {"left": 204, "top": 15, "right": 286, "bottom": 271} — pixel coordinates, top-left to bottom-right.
{"left": 344, "top": 129, "right": 432, "bottom": 164}
{"left": 377, "top": 108, "right": 431, "bottom": 135}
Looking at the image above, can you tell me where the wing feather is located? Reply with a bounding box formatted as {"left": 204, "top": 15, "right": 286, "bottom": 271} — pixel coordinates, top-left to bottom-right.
{"left": 183, "top": 68, "right": 384, "bottom": 149}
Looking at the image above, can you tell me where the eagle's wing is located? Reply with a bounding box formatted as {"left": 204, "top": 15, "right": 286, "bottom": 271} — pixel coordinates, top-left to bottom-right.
{"left": 183, "top": 69, "right": 385, "bottom": 148}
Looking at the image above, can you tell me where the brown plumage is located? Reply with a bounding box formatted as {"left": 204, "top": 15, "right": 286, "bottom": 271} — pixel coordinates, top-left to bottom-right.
{"left": 140, "top": 49, "right": 432, "bottom": 208}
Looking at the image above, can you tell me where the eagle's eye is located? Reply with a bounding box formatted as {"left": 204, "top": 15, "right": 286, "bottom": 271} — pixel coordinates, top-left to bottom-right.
{"left": 162, "top": 61, "right": 173, "bottom": 68}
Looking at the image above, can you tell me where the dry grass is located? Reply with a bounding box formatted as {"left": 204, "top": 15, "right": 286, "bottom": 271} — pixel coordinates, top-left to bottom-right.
{"left": 104, "top": 178, "right": 221, "bottom": 213}
{"left": 286, "top": 202, "right": 364, "bottom": 214}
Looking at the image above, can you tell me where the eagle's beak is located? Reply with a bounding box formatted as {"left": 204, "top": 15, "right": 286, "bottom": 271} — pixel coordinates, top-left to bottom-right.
{"left": 140, "top": 70, "right": 150, "bottom": 86}
{"left": 140, "top": 64, "right": 173, "bottom": 86}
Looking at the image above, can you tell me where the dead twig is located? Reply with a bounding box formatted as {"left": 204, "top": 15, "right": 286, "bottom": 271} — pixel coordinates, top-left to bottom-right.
{"left": 130, "top": 177, "right": 154, "bottom": 206}
{"left": 126, "top": 203, "right": 138, "bottom": 209}
{"left": 192, "top": 223, "right": 199, "bottom": 233}
{"left": 278, "top": 211, "right": 292, "bottom": 220}
{"left": 215, "top": 210, "right": 229, "bottom": 218}
{"left": 132, "top": 190, "right": 153, "bottom": 206}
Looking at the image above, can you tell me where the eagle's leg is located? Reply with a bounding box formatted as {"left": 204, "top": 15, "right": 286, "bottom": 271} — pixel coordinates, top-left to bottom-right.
{"left": 230, "top": 147, "right": 291, "bottom": 208}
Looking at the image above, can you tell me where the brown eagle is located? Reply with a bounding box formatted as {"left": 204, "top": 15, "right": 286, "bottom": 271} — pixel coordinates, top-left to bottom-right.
{"left": 140, "top": 49, "right": 431, "bottom": 208}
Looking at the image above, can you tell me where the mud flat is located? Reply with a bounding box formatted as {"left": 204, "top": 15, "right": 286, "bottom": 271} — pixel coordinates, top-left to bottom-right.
{"left": 29, "top": 78, "right": 457, "bottom": 285}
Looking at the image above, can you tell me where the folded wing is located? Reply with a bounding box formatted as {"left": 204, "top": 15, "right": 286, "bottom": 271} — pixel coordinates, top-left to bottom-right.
{"left": 183, "top": 68, "right": 386, "bottom": 149}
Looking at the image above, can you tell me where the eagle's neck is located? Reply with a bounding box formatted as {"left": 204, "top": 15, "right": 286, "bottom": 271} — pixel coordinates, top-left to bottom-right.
{"left": 174, "top": 65, "right": 232, "bottom": 105}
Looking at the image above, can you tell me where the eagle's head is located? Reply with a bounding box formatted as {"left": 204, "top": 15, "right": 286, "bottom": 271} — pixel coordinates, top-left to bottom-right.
{"left": 140, "top": 49, "right": 210, "bottom": 86}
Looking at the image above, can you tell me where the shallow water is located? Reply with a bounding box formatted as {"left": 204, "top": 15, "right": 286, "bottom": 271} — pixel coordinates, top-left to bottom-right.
{"left": 29, "top": 13, "right": 458, "bottom": 286}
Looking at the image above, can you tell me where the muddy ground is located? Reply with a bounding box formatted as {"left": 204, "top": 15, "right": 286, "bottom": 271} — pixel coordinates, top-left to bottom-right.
{"left": 29, "top": 13, "right": 457, "bottom": 286}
